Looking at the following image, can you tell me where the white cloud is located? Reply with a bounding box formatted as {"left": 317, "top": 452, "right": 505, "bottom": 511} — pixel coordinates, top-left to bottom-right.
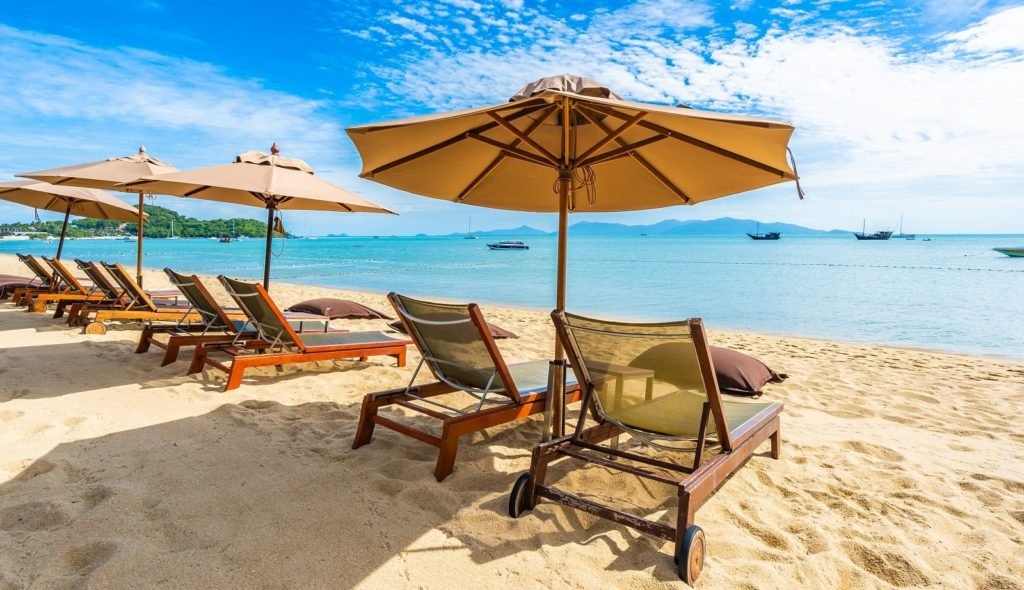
{"left": 941, "top": 5, "right": 1024, "bottom": 53}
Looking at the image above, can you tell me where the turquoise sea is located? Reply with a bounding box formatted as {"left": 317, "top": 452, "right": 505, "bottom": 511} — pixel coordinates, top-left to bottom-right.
{"left": 3, "top": 234, "right": 1023, "bottom": 359}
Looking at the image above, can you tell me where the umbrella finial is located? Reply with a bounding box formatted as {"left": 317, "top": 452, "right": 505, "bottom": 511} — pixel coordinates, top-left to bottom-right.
{"left": 139, "top": 145, "right": 147, "bottom": 154}
{"left": 270, "top": 143, "right": 280, "bottom": 155}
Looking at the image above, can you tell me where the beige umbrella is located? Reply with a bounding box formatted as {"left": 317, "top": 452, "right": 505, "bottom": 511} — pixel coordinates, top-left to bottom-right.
{"left": 122, "top": 144, "right": 397, "bottom": 288}
{"left": 346, "top": 74, "right": 802, "bottom": 433}
{"left": 19, "top": 146, "right": 178, "bottom": 286}
{"left": 0, "top": 180, "right": 143, "bottom": 259}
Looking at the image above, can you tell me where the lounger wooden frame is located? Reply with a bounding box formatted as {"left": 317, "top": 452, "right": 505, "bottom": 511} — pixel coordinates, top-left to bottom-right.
{"left": 61, "top": 261, "right": 182, "bottom": 326}
{"left": 352, "top": 293, "right": 583, "bottom": 482}
{"left": 19, "top": 257, "right": 104, "bottom": 312}
{"left": 76, "top": 262, "right": 200, "bottom": 334}
{"left": 8, "top": 254, "right": 55, "bottom": 304}
{"left": 135, "top": 270, "right": 328, "bottom": 366}
{"left": 508, "top": 311, "right": 783, "bottom": 585}
{"left": 187, "top": 277, "right": 409, "bottom": 391}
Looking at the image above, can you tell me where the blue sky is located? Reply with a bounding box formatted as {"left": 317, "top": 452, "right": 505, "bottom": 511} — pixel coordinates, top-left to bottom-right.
{"left": 1, "top": 0, "right": 1022, "bottom": 235}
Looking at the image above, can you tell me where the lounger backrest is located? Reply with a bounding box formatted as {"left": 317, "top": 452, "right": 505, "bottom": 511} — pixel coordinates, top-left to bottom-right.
{"left": 18, "top": 254, "right": 53, "bottom": 285}
{"left": 389, "top": 293, "right": 520, "bottom": 401}
{"left": 163, "top": 269, "right": 232, "bottom": 330}
{"left": 218, "top": 276, "right": 300, "bottom": 348}
{"left": 42, "top": 257, "right": 87, "bottom": 294}
{"left": 102, "top": 262, "right": 157, "bottom": 311}
{"left": 75, "top": 260, "right": 122, "bottom": 300}
{"left": 552, "top": 311, "right": 732, "bottom": 449}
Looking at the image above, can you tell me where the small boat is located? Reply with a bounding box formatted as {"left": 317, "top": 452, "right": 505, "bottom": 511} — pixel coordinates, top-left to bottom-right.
{"left": 464, "top": 217, "right": 478, "bottom": 239}
{"left": 854, "top": 219, "right": 892, "bottom": 241}
{"left": 994, "top": 247, "right": 1024, "bottom": 258}
{"left": 122, "top": 236, "right": 136, "bottom": 242}
{"left": 747, "top": 222, "right": 781, "bottom": 240}
{"left": 893, "top": 215, "right": 915, "bottom": 239}
{"left": 487, "top": 240, "right": 529, "bottom": 250}
{"left": 219, "top": 237, "right": 233, "bottom": 243}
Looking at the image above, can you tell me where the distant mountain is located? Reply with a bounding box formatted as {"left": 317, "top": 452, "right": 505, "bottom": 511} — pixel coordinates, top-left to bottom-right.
{"left": 434, "top": 217, "right": 843, "bottom": 238}
{"left": 568, "top": 217, "right": 845, "bottom": 236}
{"left": 445, "top": 224, "right": 551, "bottom": 237}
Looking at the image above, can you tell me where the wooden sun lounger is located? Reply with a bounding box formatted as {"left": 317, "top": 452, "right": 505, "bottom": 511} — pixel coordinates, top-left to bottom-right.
{"left": 58, "top": 260, "right": 180, "bottom": 325}
{"left": 76, "top": 262, "right": 201, "bottom": 334}
{"left": 135, "top": 269, "right": 332, "bottom": 367}
{"left": 186, "top": 276, "right": 410, "bottom": 391}
{"left": 352, "top": 293, "right": 583, "bottom": 482}
{"left": 507, "top": 311, "right": 783, "bottom": 585}
{"left": 9, "top": 254, "right": 61, "bottom": 306}
{"left": 19, "top": 257, "right": 105, "bottom": 313}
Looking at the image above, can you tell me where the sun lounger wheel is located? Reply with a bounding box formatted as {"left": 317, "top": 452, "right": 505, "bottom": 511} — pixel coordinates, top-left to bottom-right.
{"left": 508, "top": 473, "right": 534, "bottom": 517}
{"left": 676, "top": 524, "right": 705, "bottom": 585}
{"left": 84, "top": 321, "right": 107, "bottom": 335}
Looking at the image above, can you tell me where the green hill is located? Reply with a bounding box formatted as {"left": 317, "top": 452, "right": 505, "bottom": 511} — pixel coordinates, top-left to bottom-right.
{"left": 0, "top": 205, "right": 288, "bottom": 239}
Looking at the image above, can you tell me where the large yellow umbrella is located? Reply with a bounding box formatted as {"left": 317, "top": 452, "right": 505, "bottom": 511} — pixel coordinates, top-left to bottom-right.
{"left": 0, "top": 180, "right": 143, "bottom": 258}
{"left": 122, "top": 144, "right": 396, "bottom": 289}
{"left": 19, "top": 146, "right": 178, "bottom": 286}
{"left": 346, "top": 74, "right": 802, "bottom": 432}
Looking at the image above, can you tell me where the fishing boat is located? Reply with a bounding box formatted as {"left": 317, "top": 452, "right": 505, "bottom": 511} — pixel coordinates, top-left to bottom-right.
{"left": 487, "top": 240, "right": 529, "bottom": 250}
{"left": 747, "top": 222, "right": 781, "bottom": 240}
{"left": 893, "top": 215, "right": 915, "bottom": 239}
{"left": 464, "top": 217, "right": 478, "bottom": 239}
{"left": 993, "top": 247, "right": 1024, "bottom": 258}
{"left": 854, "top": 219, "right": 892, "bottom": 241}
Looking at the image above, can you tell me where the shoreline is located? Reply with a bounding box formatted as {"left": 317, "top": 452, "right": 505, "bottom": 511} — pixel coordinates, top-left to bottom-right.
{"left": 4, "top": 252, "right": 1019, "bottom": 364}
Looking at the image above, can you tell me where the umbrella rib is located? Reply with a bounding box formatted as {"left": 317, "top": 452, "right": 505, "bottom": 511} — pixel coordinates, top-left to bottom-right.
{"left": 575, "top": 111, "right": 647, "bottom": 163}
{"left": 576, "top": 135, "right": 667, "bottom": 167}
{"left": 485, "top": 111, "right": 559, "bottom": 166}
{"left": 365, "top": 103, "right": 551, "bottom": 178}
{"left": 580, "top": 103, "right": 794, "bottom": 179}
{"left": 457, "top": 105, "right": 557, "bottom": 202}
{"left": 185, "top": 186, "right": 210, "bottom": 197}
{"left": 466, "top": 134, "right": 554, "bottom": 169}
{"left": 576, "top": 107, "right": 691, "bottom": 203}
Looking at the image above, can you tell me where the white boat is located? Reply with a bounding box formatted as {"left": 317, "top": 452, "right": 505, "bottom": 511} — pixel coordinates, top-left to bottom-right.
{"left": 167, "top": 220, "right": 181, "bottom": 239}
{"left": 464, "top": 217, "right": 478, "bottom": 239}
{"left": 487, "top": 240, "right": 529, "bottom": 250}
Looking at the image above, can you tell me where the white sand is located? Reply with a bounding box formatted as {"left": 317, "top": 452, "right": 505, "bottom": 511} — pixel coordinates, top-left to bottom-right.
{"left": 1, "top": 253, "right": 1022, "bottom": 589}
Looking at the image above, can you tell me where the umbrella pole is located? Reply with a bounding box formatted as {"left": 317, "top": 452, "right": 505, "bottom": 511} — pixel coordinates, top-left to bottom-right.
{"left": 263, "top": 206, "right": 275, "bottom": 290}
{"left": 55, "top": 202, "right": 72, "bottom": 260}
{"left": 545, "top": 169, "right": 572, "bottom": 440}
{"left": 136, "top": 192, "right": 145, "bottom": 287}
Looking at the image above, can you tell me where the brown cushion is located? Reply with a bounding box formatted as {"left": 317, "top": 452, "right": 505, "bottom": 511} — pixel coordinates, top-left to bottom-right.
{"left": 285, "top": 298, "right": 392, "bottom": 320}
{"left": 387, "top": 319, "right": 519, "bottom": 340}
{"left": 628, "top": 343, "right": 786, "bottom": 397}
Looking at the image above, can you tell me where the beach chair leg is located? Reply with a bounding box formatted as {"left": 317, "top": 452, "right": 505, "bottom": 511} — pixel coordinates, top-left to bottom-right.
{"left": 187, "top": 345, "right": 208, "bottom": 375}
{"left": 161, "top": 341, "right": 182, "bottom": 366}
{"left": 135, "top": 326, "right": 154, "bottom": 354}
{"left": 434, "top": 427, "right": 460, "bottom": 482}
{"left": 771, "top": 425, "right": 781, "bottom": 460}
{"left": 352, "top": 395, "right": 381, "bottom": 449}
{"left": 224, "top": 361, "right": 246, "bottom": 391}
{"left": 395, "top": 348, "right": 407, "bottom": 367}
{"left": 52, "top": 300, "right": 68, "bottom": 319}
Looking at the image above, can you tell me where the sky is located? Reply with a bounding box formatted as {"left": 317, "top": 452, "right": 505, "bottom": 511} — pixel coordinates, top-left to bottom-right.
{"left": 0, "top": 0, "right": 1022, "bottom": 235}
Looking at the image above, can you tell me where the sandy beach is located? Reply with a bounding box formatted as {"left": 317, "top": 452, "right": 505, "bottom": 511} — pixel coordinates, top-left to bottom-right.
{"left": 1, "top": 252, "right": 1023, "bottom": 589}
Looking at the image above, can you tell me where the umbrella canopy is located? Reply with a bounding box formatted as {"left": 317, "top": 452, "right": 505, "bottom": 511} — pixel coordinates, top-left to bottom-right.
{"left": 346, "top": 74, "right": 800, "bottom": 212}
{"left": 19, "top": 146, "right": 178, "bottom": 286}
{"left": 0, "top": 180, "right": 143, "bottom": 258}
{"left": 122, "top": 144, "right": 397, "bottom": 288}
{"left": 346, "top": 74, "right": 801, "bottom": 436}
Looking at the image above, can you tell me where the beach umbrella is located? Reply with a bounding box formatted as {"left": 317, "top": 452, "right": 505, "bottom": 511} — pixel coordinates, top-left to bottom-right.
{"left": 0, "top": 180, "right": 143, "bottom": 259}
{"left": 121, "top": 144, "right": 396, "bottom": 289}
{"left": 346, "top": 74, "right": 802, "bottom": 433}
{"left": 19, "top": 146, "right": 178, "bottom": 286}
